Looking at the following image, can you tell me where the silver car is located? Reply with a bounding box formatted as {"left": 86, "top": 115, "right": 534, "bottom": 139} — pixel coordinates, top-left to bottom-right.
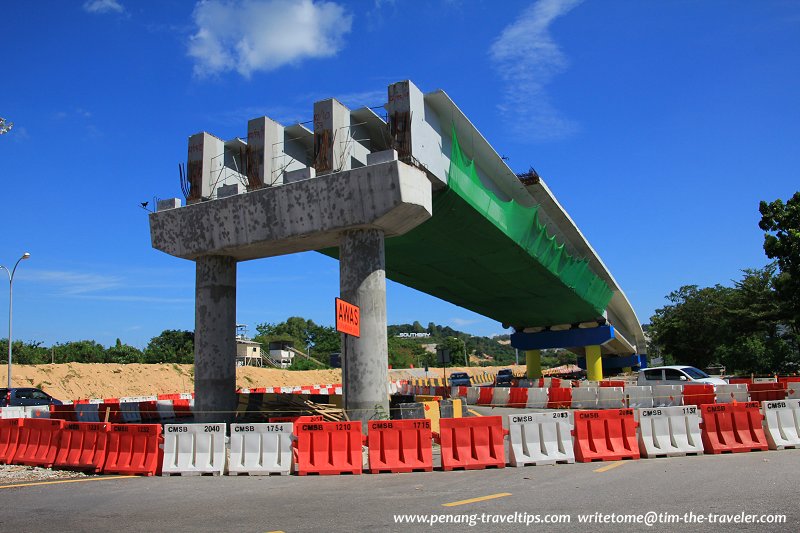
{"left": 637, "top": 365, "right": 727, "bottom": 386}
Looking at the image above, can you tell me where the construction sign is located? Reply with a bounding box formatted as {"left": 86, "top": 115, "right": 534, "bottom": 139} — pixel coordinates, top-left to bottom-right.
{"left": 335, "top": 297, "right": 360, "bottom": 337}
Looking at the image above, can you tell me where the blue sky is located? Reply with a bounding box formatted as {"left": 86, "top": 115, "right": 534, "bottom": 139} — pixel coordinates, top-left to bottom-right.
{"left": 1, "top": 0, "right": 799, "bottom": 349}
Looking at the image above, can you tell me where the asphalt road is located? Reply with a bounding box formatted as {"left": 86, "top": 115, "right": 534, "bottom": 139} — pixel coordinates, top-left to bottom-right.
{"left": 1, "top": 407, "right": 797, "bottom": 533}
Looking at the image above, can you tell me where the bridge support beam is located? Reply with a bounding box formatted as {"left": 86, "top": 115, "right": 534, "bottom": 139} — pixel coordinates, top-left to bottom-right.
{"left": 586, "top": 345, "right": 603, "bottom": 381}
{"left": 525, "top": 350, "right": 542, "bottom": 379}
{"left": 340, "top": 228, "right": 389, "bottom": 425}
{"left": 194, "top": 255, "right": 237, "bottom": 423}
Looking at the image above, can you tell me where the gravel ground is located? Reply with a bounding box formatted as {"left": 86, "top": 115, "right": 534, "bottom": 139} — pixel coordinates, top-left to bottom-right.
{"left": 0, "top": 464, "right": 94, "bottom": 484}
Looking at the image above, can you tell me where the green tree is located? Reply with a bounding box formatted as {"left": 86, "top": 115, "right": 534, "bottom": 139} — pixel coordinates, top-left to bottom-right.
{"left": 435, "top": 337, "right": 466, "bottom": 367}
{"left": 105, "top": 341, "right": 144, "bottom": 364}
{"left": 143, "top": 330, "right": 194, "bottom": 364}
{"left": 759, "top": 191, "right": 800, "bottom": 328}
{"left": 52, "top": 340, "right": 107, "bottom": 363}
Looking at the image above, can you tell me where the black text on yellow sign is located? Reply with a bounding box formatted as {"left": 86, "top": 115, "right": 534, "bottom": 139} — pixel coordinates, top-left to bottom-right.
{"left": 335, "top": 297, "right": 360, "bottom": 337}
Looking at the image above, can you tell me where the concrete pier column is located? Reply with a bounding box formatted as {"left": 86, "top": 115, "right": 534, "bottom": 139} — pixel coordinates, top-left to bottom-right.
{"left": 526, "top": 350, "right": 542, "bottom": 379}
{"left": 339, "top": 228, "right": 389, "bottom": 424}
{"left": 194, "top": 255, "right": 237, "bottom": 423}
{"left": 586, "top": 345, "right": 603, "bottom": 381}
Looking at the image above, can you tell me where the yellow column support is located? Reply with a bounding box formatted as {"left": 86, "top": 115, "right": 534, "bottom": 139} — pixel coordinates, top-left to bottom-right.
{"left": 586, "top": 345, "right": 603, "bottom": 381}
{"left": 622, "top": 367, "right": 632, "bottom": 373}
{"left": 526, "top": 350, "right": 542, "bottom": 379}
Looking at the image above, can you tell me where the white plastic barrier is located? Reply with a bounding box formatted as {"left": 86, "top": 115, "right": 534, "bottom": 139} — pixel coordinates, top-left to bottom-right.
{"left": 507, "top": 411, "right": 574, "bottom": 466}
{"left": 228, "top": 422, "right": 293, "bottom": 475}
{"left": 516, "top": 379, "right": 536, "bottom": 388}
{"left": 156, "top": 400, "right": 176, "bottom": 420}
{"left": 786, "top": 382, "right": 800, "bottom": 400}
{"left": 465, "top": 387, "right": 480, "bottom": 405}
{"left": 637, "top": 406, "right": 704, "bottom": 457}
{"left": 1, "top": 407, "right": 25, "bottom": 419}
{"left": 762, "top": 399, "right": 800, "bottom": 450}
{"left": 715, "top": 384, "right": 749, "bottom": 404}
{"left": 625, "top": 386, "right": 654, "bottom": 409}
{"left": 597, "top": 387, "right": 625, "bottom": 410}
{"left": 579, "top": 381, "right": 600, "bottom": 388}
{"left": 525, "top": 388, "right": 549, "bottom": 409}
{"left": 653, "top": 385, "right": 682, "bottom": 407}
{"left": 120, "top": 402, "right": 142, "bottom": 423}
{"left": 74, "top": 403, "right": 100, "bottom": 422}
{"left": 493, "top": 388, "right": 510, "bottom": 407}
{"left": 24, "top": 405, "right": 50, "bottom": 419}
{"left": 162, "top": 423, "right": 227, "bottom": 475}
{"left": 753, "top": 377, "right": 777, "bottom": 383}
{"left": 571, "top": 387, "right": 598, "bottom": 409}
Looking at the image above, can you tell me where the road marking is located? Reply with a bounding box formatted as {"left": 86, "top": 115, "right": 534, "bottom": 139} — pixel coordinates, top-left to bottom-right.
{"left": 442, "top": 492, "right": 512, "bottom": 507}
{"left": 265, "top": 530, "right": 285, "bottom": 533}
{"left": 0, "top": 475, "right": 135, "bottom": 490}
{"left": 467, "top": 409, "right": 483, "bottom": 417}
{"left": 594, "top": 461, "right": 626, "bottom": 473}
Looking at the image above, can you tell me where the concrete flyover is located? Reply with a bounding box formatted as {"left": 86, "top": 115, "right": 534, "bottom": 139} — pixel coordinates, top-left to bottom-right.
{"left": 150, "top": 160, "right": 432, "bottom": 423}
{"left": 149, "top": 79, "right": 645, "bottom": 421}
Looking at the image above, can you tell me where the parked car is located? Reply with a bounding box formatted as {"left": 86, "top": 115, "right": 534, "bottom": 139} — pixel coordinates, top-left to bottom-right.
{"left": 448, "top": 372, "right": 472, "bottom": 387}
{"left": 637, "top": 366, "right": 727, "bottom": 386}
{"left": 0, "top": 387, "right": 63, "bottom": 407}
{"left": 495, "top": 368, "right": 514, "bottom": 387}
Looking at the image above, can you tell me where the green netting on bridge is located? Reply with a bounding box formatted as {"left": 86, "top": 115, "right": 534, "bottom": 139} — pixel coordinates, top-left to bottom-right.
{"left": 321, "top": 128, "right": 613, "bottom": 327}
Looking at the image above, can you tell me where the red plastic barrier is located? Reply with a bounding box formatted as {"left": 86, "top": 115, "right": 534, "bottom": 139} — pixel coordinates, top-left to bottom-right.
{"left": 99, "top": 402, "right": 124, "bottom": 424}
{"left": 103, "top": 424, "right": 163, "bottom": 476}
{"left": 600, "top": 380, "right": 625, "bottom": 388}
{"left": 171, "top": 399, "right": 193, "bottom": 419}
{"left": 12, "top": 418, "right": 65, "bottom": 468}
{"left": 508, "top": 388, "right": 529, "bottom": 408}
{"left": 476, "top": 388, "right": 494, "bottom": 405}
{"left": 54, "top": 422, "right": 110, "bottom": 473}
{"left": 547, "top": 387, "right": 572, "bottom": 409}
{"left": 157, "top": 393, "right": 181, "bottom": 401}
{"left": 700, "top": 402, "right": 768, "bottom": 453}
{"left": 0, "top": 418, "right": 21, "bottom": 464}
{"left": 456, "top": 386, "right": 469, "bottom": 399}
{"left": 682, "top": 384, "right": 716, "bottom": 406}
{"left": 294, "top": 420, "right": 363, "bottom": 475}
{"left": 269, "top": 415, "right": 324, "bottom": 423}
{"left": 728, "top": 378, "right": 752, "bottom": 385}
{"left": 747, "top": 382, "right": 787, "bottom": 402}
{"left": 367, "top": 419, "right": 433, "bottom": 474}
{"left": 138, "top": 400, "right": 160, "bottom": 422}
{"left": 573, "top": 409, "right": 639, "bottom": 462}
{"left": 437, "top": 416, "right": 506, "bottom": 471}
{"left": 50, "top": 404, "right": 77, "bottom": 422}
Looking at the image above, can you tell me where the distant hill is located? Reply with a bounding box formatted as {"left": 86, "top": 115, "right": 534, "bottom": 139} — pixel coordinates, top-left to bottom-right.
{"left": 388, "top": 322, "right": 516, "bottom": 366}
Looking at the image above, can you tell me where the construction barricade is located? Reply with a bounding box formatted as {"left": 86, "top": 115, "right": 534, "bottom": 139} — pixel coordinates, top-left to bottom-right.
{"left": 547, "top": 387, "right": 572, "bottom": 409}
{"left": 715, "top": 384, "right": 749, "bottom": 404}
{"left": 228, "top": 422, "right": 293, "bottom": 475}
{"left": 25, "top": 406, "right": 51, "bottom": 419}
{"left": 476, "top": 388, "right": 494, "bottom": 406}
{"left": 507, "top": 411, "right": 574, "bottom": 467}
{"left": 786, "top": 381, "right": 800, "bottom": 400}
{"left": 625, "top": 386, "right": 654, "bottom": 409}
{"left": 700, "top": 402, "right": 768, "bottom": 454}
{"left": 12, "top": 418, "right": 65, "bottom": 468}
{"left": 437, "top": 416, "right": 506, "bottom": 471}
{"left": 525, "top": 388, "right": 548, "bottom": 409}
{"left": 367, "top": 419, "right": 433, "bottom": 474}
{"left": 54, "top": 422, "right": 110, "bottom": 473}
{"left": 1, "top": 407, "right": 25, "bottom": 419}
{"left": 681, "top": 384, "right": 716, "bottom": 407}
{"left": 103, "top": 423, "right": 163, "bottom": 476}
{"left": 597, "top": 387, "right": 625, "bottom": 410}
{"left": 0, "top": 418, "right": 21, "bottom": 463}
{"left": 573, "top": 409, "right": 639, "bottom": 462}
{"left": 465, "top": 387, "right": 480, "bottom": 405}
{"left": 507, "top": 388, "right": 530, "bottom": 408}
{"left": 637, "top": 406, "right": 703, "bottom": 458}
{"left": 761, "top": 399, "right": 800, "bottom": 450}
{"left": 748, "top": 382, "right": 787, "bottom": 402}
{"left": 600, "top": 380, "right": 626, "bottom": 388}
{"left": 571, "top": 387, "right": 598, "bottom": 410}
{"left": 49, "top": 404, "right": 77, "bottom": 422}
{"left": 162, "top": 423, "right": 227, "bottom": 476}
{"left": 74, "top": 403, "right": 100, "bottom": 422}
{"left": 492, "top": 388, "right": 510, "bottom": 407}
{"left": 120, "top": 402, "right": 142, "bottom": 423}
{"left": 295, "top": 420, "right": 363, "bottom": 475}
{"left": 653, "top": 385, "right": 682, "bottom": 407}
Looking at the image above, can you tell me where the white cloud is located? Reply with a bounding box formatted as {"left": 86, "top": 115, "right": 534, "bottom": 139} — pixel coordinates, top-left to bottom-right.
{"left": 490, "top": 0, "right": 582, "bottom": 141}
{"left": 188, "top": 0, "right": 353, "bottom": 78}
{"left": 450, "top": 318, "right": 480, "bottom": 327}
{"left": 21, "top": 270, "right": 123, "bottom": 295}
{"left": 83, "top": 0, "right": 124, "bottom": 14}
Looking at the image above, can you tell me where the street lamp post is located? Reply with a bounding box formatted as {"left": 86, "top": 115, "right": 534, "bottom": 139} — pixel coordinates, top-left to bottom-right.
{"left": 2, "top": 252, "right": 31, "bottom": 388}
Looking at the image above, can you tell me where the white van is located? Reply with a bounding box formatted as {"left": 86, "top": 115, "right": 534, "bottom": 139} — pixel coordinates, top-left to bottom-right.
{"left": 637, "top": 365, "right": 727, "bottom": 386}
